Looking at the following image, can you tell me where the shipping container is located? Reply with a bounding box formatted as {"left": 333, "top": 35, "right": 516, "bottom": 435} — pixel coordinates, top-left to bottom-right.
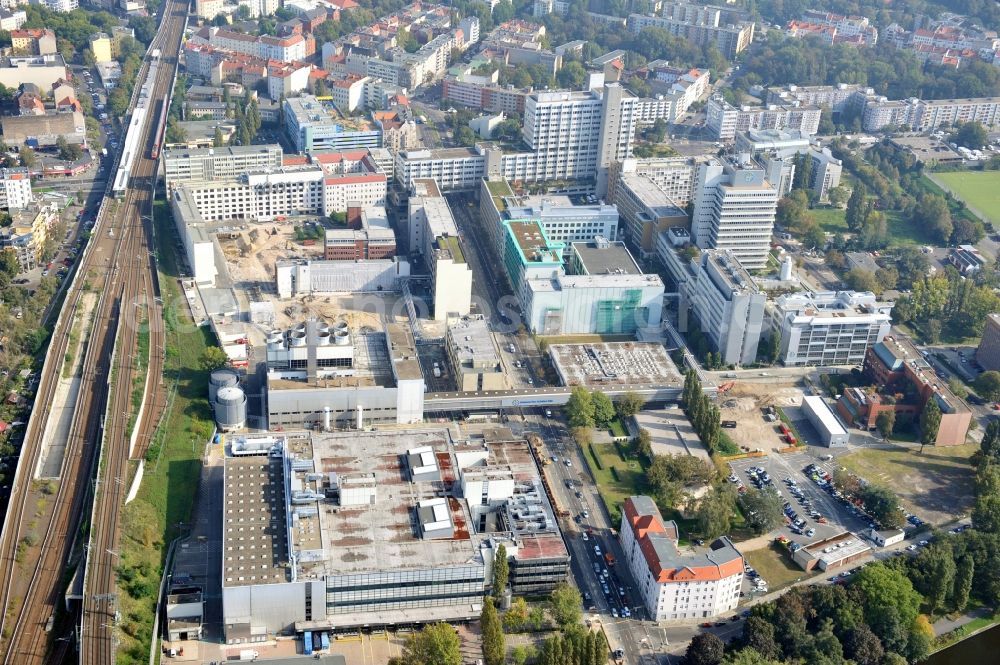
{"left": 303, "top": 631, "right": 313, "bottom": 656}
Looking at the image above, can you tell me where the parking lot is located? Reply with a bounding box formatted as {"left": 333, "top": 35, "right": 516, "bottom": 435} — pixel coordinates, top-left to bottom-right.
{"left": 727, "top": 451, "right": 879, "bottom": 591}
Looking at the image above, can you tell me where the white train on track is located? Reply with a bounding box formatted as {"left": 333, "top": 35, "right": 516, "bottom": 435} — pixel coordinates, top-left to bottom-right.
{"left": 111, "top": 48, "right": 163, "bottom": 197}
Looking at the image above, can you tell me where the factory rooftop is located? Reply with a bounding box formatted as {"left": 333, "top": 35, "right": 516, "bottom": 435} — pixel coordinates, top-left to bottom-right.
{"left": 571, "top": 239, "right": 641, "bottom": 276}
{"left": 447, "top": 317, "right": 500, "bottom": 370}
{"left": 222, "top": 428, "right": 566, "bottom": 588}
{"left": 507, "top": 220, "right": 564, "bottom": 264}
{"left": 284, "top": 95, "right": 376, "bottom": 132}
{"left": 549, "top": 342, "right": 682, "bottom": 388}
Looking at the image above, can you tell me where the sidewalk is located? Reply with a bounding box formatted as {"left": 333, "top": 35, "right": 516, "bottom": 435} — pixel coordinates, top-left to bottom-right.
{"left": 932, "top": 606, "right": 994, "bottom": 637}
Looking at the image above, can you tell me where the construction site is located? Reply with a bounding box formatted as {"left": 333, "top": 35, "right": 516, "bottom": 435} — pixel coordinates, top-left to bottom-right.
{"left": 716, "top": 382, "right": 809, "bottom": 453}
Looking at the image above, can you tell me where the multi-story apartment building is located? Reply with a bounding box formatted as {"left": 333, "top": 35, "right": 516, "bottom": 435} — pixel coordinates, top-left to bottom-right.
{"left": 43, "top": 0, "right": 76, "bottom": 12}
{"left": 620, "top": 496, "right": 744, "bottom": 621}
{"left": 706, "top": 96, "right": 822, "bottom": 140}
{"left": 442, "top": 64, "right": 527, "bottom": 114}
{"left": 10, "top": 28, "right": 57, "bottom": 55}
{"left": 801, "top": 10, "right": 878, "bottom": 45}
{"left": 284, "top": 95, "right": 382, "bottom": 152}
{"left": 765, "top": 83, "right": 870, "bottom": 113}
{"left": 610, "top": 156, "right": 701, "bottom": 207}
{"left": 862, "top": 95, "right": 1000, "bottom": 132}
{"left": 371, "top": 109, "right": 419, "bottom": 154}
{"left": 678, "top": 249, "right": 766, "bottom": 366}
{"left": 0, "top": 167, "right": 33, "bottom": 210}
{"left": 193, "top": 26, "right": 310, "bottom": 62}
{"left": 163, "top": 145, "right": 284, "bottom": 190}
{"left": 691, "top": 156, "right": 778, "bottom": 270}
{"left": 626, "top": 8, "right": 754, "bottom": 59}
{"left": 324, "top": 205, "right": 396, "bottom": 260}
{"left": 769, "top": 290, "right": 894, "bottom": 367}
{"left": 267, "top": 61, "right": 311, "bottom": 101}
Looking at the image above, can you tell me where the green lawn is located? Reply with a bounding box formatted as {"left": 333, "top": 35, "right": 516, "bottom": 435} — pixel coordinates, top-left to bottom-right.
{"left": 886, "top": 210, "right": 935, "bottom": 246}
{"left": 811, "top": 207, "right": 848, "bottom": 234}
{"left": 582, "top": 441, "right": 649, "bottom": 525}
{"left": 934, "top": 171, "right": 1000, "bottom": 225}
{"left": 744, "top": 544, "right": 814, "bottom": 592}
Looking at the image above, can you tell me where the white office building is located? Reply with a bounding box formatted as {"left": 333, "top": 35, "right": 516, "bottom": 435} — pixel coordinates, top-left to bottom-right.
{"left": 620, "top": 496, "right": 744, "bottom": 621}
{"left": 706, "top": 96, "right": 822, "bottom": 140}
{"left": 691, "top": 156, "right": 778, "bottom": 270}
{"left": 163, "top": 145, "right": 284, "bottom": 191}
{"left": 770, "top": 290, "right": 894, "bottom": 366}
{"left": 681, "top": 249, "right": 766, "bottom": 366}
{"left": 408, "top": 179, "right": 472, "bottom": 321}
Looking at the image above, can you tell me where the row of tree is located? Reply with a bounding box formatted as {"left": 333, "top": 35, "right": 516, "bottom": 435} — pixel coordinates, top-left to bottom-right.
{"left": 564, "top": 387, "right": 645, "bottom": 430}
{"left": 893, "top": 268, "right": 1000, "bottom": 343}
{"left": 682, "top": 370, "right": 722, "bottom": 453}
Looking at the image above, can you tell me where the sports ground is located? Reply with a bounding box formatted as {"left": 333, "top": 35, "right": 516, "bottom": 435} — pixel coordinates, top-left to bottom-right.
{"left": 934, "top": 171, "right": 1000, "bottom": 225}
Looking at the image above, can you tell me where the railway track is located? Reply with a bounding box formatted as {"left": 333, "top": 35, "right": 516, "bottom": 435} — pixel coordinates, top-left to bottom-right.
{"left": 0, "top": 1, "right": 185, "bottom": 662}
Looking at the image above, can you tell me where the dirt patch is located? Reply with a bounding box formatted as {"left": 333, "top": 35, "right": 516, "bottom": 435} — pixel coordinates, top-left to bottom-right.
{"left": 718, "top": 384, "right": 805, "bottom": 453}
{"left": 839, "top": 443, "right": 977, "bottom": 525}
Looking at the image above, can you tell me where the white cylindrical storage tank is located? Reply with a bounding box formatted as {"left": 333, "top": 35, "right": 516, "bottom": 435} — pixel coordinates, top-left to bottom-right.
{"left": 215, "top": 386, "right": 247, "bottom": 432}
{"left": 208, "top": 368, "right": 239, "bottom": 403}
{"left": 289, "top": 330, "right": 307, "bottom": 347}
{"left": 356, "top": 405, "right": 363, "bottom": 430}
{"left": 323, "top": 407, "right": 331, "bottom": 431}
{"left": 266, "top": 329, "right": 284, "bottom": 350}
{"left": 780, "top": 256, "right": 794, "bottom": 281}
{"left": 316, "top": 330, "right": 331, "bottom": 345}
{"left": 333, "top": 330, "right": 350, "bottom": 346}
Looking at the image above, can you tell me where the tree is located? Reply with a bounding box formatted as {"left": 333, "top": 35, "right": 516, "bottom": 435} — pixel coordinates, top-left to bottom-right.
{"left": 953, "top": 121, "right": 989, "bottom": 149}
{"left": 854, "top": 563, "right": 923, "bottom": 637}
{"left": 875, "top": 410, "right": 895, "bottom": 439}
{"left": 976, "top": 371, "right": 1000, "bottom": 401}
{"left": 481, "top": 598, "right": 505, "bottom": 665}
{"left": 827, "top": 186, "right": 849, "bottom": 207}
{"left": 697, "top": 486, "right": 735, "bottom": 539}
{"left": 503, "top": 596, "right": 529, "bottom": 631}
{"left": 875, "top": 266, "right": 898, "bottom": 291}
{"left": 860, "top": 485, "right": 903, "bottom": 529}
{"left": 18, "top": 146, "right": 35, "bottom": 168}
{"left": 592, "top": 391, "right": 615, "bottom": 427}
{"left": 511, "top": 645, "right": 535, "bottom": 665}
{"left": 948, "top": 378, "right": 969, "bottom": 400}
{"left": 635, "top": 428, "right": 653, "bottom": 461}
{"left": 950, "top": 555, "right": 974, "bottom": 612}
{"left": 0, "top": 248, "right": 18, "bottom": 289}
{"left": 684, "top": 633, "right": 724, "bottom": 665}
{"left": 548, "top": 583, "right": 582, "bottom": 628}
{"left": 616, "top": 391, "right": 645, "bottom": 418}
{"left": 740, "top": 616, "right": 780, "bottom": 660}
{"left": 400, "top": 623, "right": 462, "bottom": 665}
{"left": 912, "top": 543, "right": 957, "bottom": 613}
{"left": 198, "top": 346, "right": 229, "bottom": 371}
{"left": 565, "top": 386, "right": 595, "bottom": 428}
{"left": 845, "top": 184, "right": 867, "bottom": 231}
{"left": 913, "top": 194, "right": 953, "bottom": 244}
{"left": 492, "top": 544, "right": 508, "bottom": 599}
{"left": 556, "top": 60, "right": 587, "bottom": 89}
{"left": 738, "top": 488, "right": 784, "bottom": 534}
{"left": 722, "top": 648, "right": 781, "bottom": 665}
{"left": 793, "top": 151, "right": 813, "bottom": 192}
{"left": 844, "top": 624, "right": 884, "bottom": 665}
{"left": 844, "top": 268, "right": 879, "bottom": 293}
{"left": 980, "top": 419, "right": 1000, "bottom": 464}
{"left": 919, "top": 397, "right": 942, "bottom": 449}
{"left": 213, "top": 127, "right": 225, "bottom": 147}
{"left": 972, "top": 463, "right": 1000, "bottom": 533}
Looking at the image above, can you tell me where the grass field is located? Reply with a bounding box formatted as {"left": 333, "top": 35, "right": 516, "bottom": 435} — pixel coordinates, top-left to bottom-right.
{"left": 811, "top": 207, "right": 848, "bottom": 234}
{"left": 805, "top": 206, "right": 932, "bottom": 246}
{"left": 582, "top": 441, "right": 649, "bottom": 525}
{"left": 744, "top": 543, "right": 814, "bottom": 591}
{"left": 839, "top": 443, "right": 977, "bottom": 525}
{"left": 935, "top": 171, "right": 1000, "bottom": 225}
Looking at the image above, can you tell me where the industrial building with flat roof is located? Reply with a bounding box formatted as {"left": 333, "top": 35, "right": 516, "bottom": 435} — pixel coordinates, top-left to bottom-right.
{"left": 549, "top": 342, "right": 682, "bottom": 389}
{"left": 265, "top": 319, "right": 425, "bottom": 428}
{"left": 446, "top": 316, "right": 506, "bottom": 391}
{"left": 221, "top": 428, "right": 569, "bottom": 640}
{"left": 801, "top": 395, "right": 850, "bottom": 447}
